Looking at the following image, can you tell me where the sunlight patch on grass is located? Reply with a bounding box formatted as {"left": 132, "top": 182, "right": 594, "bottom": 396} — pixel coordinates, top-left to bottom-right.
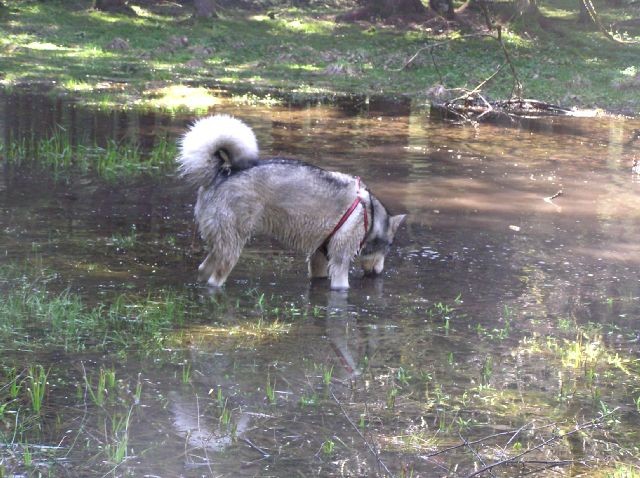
{"left": 142, "top": 85, "right": 220, "bottom": 111}
{"left": 538, "top": 5, "right": 577, "bottom": 19}
{"left": 295, "top": 64, "right": 323, "bottom": 72}
{"left": 62, "top": 79, "right": 95, "bottom": 91}
{"left": 500, "top": 29, "right": 534, "bottom": 48}
{"left": 262, "top": 16, "right": 335, "bottom": 35}
{"left": 129, "top": 5, "right": 188, "bottom": 22}
{"left": 85, "top": 9, "right": 158, "bottom": 28}
{"left": 25, "top": 41, "right": 67, "bottom": 51}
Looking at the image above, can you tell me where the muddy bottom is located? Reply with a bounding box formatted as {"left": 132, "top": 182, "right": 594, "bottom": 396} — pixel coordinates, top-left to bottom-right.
{"left": 1, "top": 90, "right": 639, "bottom": 477}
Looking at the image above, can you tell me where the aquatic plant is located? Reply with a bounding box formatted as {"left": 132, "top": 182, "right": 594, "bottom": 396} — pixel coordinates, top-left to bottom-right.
{"left": 104, "top": 408, "right": 133, "bottom": 464}
{"left": 265, "top": 375, "right": 276, "bottom": 405}
{"left": 322, "top": 364, "right": 334, "bottom": 386}
{"left": 26, "top": 365, "right": 48, "bottom": 414}
{"left": 214, "top": 388, "right": 225, "bottom": 409}
{"left": 84, "top": 367, "right": 117, "bottom": 407}
{"left": 480, "top": 356, "right": 493, "bottom": 389}
{"left": 299, "top": 393, "right": 318, "bottom": 407}
{"left": 2, "top": 128, "right": 177, "bottom": 180}
{"left": 108, "top": 225, "right": 138, "bottom": 250}
{"left": 219, "top": 402, "right": 232, "bottom": 428}
{"left": 6, "top": 367, "right": 22, "bottom": 400}
{"left": 386, "top": 386, "right": 398, "bottom": 410}
{"left": 0, "top": 277, "right": 189, "bottom": 355}
{"left": 134, "top": 373, "right": 143, "bottom": 405}
{"left": 22, "top": 444, "right": 32, "bottom": 468}
{"left": 321, "top": 439, "right": 335, "bottom": 456}
{"left": 181, "top": 362, "right": 191, "bottom": 385}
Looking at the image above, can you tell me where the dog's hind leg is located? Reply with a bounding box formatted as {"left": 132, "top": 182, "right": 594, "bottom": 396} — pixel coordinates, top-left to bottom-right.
{"left": 308, "top": 249, "right": 329, "bottom": 279}
{"left": 196, "top": 210, "right": 250, "bottom": 287}
{"left": 197, "top": 244, "right": 243, "bottom": 287}
{"left": 197, "top": 251, "right": 218, "bottom": 283}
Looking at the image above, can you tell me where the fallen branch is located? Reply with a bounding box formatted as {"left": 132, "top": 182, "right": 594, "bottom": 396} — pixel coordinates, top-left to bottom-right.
{"left": 431, "top": 96, "right": 579, "bottom": 124}
{"left": 423, "top": 421, "right": 557, "bottom": 459}
{"left": 464, "top": 408, "right": 618, "bottom": 477}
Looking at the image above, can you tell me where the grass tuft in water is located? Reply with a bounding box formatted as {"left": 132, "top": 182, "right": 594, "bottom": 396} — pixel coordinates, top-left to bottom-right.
{"left": 265, "top": 374, "right": 277, "bottom": 405}
{"left": 181, "top": 362, "right": 191, "bottom": 385}
{"left": 104, "top": 407, "right": 133, "bottom": 464}
{"left": 26, "top": 365, "right": 48, "bottom": 414}
{"left": 84, "top": 367, "right": 117, "bottom": 407}
{"left": 2, "top": 128, "right": 177, "bottom": 179}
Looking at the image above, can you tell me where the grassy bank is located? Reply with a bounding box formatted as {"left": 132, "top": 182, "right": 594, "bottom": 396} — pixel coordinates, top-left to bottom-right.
{"left": 1, "top": 0, "right": 640, "bottom": 112}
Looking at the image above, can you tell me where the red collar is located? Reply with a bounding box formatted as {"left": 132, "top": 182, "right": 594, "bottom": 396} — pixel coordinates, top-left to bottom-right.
{"left": 322, "top": 176, "right": 369, "bottom": 251}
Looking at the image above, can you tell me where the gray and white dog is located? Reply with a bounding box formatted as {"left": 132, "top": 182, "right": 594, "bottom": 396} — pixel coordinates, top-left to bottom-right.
{"left": 178, "top": 114, "right": 405, "bottom": 290}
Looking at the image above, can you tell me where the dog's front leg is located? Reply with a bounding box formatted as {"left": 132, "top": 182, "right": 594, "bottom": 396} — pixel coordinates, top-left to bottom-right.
{"left": 328, "top": 258, "right": 350, "bottom": 290}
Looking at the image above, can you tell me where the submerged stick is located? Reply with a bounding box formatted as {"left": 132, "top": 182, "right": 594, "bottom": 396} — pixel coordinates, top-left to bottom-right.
{"left": 464, "top": 409, "right": 618, "bottom": 477}
{"left": 241, "top": 437, "right": 271, "bottom": 458}
{"left": 330, "top": 388, "right": 393, "bottom": 477}
{"left": 544, "top": 190, "right": 563, "bottom": 202}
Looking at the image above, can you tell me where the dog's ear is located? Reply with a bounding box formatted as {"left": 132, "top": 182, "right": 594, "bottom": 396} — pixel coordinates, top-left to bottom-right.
{"left": 389, "top": 214, "right": 406, "bottom": 237}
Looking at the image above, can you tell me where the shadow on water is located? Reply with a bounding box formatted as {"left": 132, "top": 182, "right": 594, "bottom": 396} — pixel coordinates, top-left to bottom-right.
{"left": 1, "top": 89, "right": 640, "bottom": 476}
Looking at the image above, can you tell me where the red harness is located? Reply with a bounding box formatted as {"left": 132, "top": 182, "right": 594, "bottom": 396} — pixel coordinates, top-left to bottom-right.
{"left": 323, "top": 177, "right": 369, "bottom": 251}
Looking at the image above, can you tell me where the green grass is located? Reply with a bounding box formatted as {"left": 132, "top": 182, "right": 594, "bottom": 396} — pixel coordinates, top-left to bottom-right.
{"left": 1, "top": 0, "right": 639, "bottom": 111}
{"left": 0, "top": 281, "right": 187, "bottom": 353}
{"left": 0, "top": 128, "right": 177, "bottom": 179}
{"left": 26, "top": 365, "right": 48, "bottom": 414}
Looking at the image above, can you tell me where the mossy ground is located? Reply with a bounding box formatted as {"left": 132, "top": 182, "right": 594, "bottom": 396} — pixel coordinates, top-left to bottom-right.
{"left": 1, "top": 0, "right": 640, "bottom": 112}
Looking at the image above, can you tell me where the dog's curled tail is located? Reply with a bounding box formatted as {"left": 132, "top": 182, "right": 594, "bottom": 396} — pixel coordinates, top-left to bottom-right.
{"left": 177, "top": 114, "right": 259, "bottom": 188}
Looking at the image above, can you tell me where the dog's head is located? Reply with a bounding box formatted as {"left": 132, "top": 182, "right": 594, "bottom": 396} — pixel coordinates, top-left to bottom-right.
{"left": 360, "top": 196, "right": 405, "bottom": 276}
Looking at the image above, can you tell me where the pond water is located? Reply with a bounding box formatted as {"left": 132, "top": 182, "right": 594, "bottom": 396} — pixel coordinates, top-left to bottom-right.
{"left": 1, "top": 90, "right": 639, "bottom": 477}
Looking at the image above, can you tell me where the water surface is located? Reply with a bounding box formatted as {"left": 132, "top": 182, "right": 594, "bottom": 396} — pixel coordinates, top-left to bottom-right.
{"left": 1, "top": 90, "right": 639, "bottom": 477}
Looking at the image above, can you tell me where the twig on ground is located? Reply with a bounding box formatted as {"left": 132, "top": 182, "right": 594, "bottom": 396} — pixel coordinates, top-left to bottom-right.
{"left": 395, "top": 33, "right": 493, "bottom": 72}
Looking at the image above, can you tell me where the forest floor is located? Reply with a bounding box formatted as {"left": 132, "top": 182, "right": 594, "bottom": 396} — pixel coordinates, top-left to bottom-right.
{"left": 1, "top": 0, "right": 640, "bottom": 113}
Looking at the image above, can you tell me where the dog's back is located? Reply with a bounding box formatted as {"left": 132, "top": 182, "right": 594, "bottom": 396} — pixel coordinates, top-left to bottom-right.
{"left": 197, "top": 159, "right": 361, "bottom": 253}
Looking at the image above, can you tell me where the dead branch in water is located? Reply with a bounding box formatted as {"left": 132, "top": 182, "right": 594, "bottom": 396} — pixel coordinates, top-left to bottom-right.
{"left": 431, "top": 96, "right": 578, "bottom": 125}
{"left": 544, "top": 189, "right": 563, "bottom": 202}
{"left": 463, "top": 408, "right": 619, "bottom": 477}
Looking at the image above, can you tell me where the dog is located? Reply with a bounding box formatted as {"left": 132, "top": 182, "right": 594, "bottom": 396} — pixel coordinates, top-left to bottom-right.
{"left": 177, "top": 114, "right": 405, "bottom": 290}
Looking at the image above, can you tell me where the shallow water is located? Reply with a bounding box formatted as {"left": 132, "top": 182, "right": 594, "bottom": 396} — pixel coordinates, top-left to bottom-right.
{"left": 1, "top": 90, "right": 639, "bottom": 477}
